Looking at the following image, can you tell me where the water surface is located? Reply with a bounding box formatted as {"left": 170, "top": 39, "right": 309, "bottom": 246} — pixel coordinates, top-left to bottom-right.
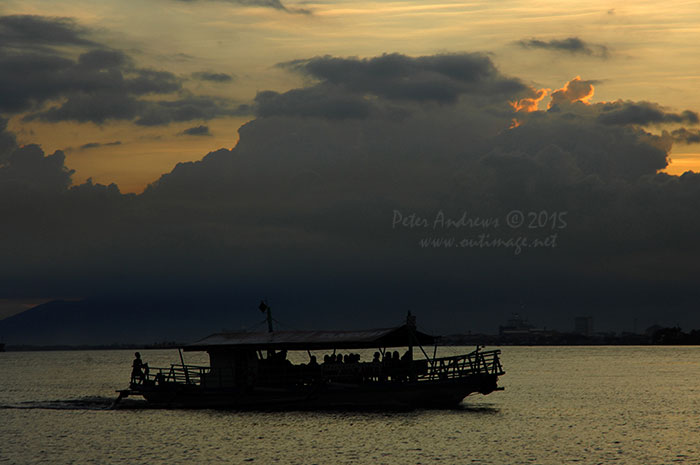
{"left": 1, "top": 346, "right": 698, "bottom": 464}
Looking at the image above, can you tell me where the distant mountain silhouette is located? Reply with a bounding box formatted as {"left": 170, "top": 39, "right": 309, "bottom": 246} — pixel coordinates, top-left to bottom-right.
{"left": 0, "top": 297, "right": 256, "bottom": 346}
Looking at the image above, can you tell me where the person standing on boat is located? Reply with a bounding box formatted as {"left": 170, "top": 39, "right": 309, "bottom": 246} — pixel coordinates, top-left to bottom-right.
{"left": 131, "top": 352, "right": 145, "bottom": 384}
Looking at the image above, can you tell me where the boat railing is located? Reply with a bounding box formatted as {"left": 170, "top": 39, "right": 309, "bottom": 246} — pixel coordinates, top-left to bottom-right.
{"left": 132, "top": 364, "right": 210, "bottom": 386}
{"left": 419, "top": 349, "right": 504, "bottom": 381}
{"left": 130, "top": 349, "right": 503, "bottom": 388}
{"left": 247, "top": 349, "right": 503, "bottom": 385}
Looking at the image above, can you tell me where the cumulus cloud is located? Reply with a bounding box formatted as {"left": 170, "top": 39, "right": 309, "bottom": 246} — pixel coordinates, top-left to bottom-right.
{"left": 537, "top": 78, "right": 700, "bottom": 131}
{"left": 180, "top": 125, "right": 212, "bottom": 136}
{"left": 510, "top": 87, "right": 549, "bottom": 113}
{"left": 548, "top": 76, "right": 596, "bottom": 108}
{"left": 0, "top": 145, "right": 74, "bottom": 193}
{"left": 518, "top": 37, "right": 609, "bottom": 58}
{"left": 3, "top": 52, "right": 700, "bottom": 332}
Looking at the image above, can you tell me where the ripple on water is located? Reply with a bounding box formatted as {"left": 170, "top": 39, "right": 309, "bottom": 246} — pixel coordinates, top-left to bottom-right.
{"left": 1, "top": 347, "right": 699, "bottom": 464}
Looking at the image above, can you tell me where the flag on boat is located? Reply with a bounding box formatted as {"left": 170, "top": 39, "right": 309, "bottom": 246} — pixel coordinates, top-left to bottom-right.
{"left": 259, "top": 301, "right": 269, "bottom": 313}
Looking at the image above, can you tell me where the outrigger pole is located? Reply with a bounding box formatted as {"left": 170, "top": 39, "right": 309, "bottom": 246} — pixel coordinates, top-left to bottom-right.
{"left": 178, "top": 348, "right": 190, "bottom": 384}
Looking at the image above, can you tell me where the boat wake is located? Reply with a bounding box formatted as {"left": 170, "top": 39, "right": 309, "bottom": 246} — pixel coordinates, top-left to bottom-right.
{"left": 0, "top": 396, "right": 151, "bottom": 411}
{"left": 454, "top": 402, "right": 500, "bottom": 414}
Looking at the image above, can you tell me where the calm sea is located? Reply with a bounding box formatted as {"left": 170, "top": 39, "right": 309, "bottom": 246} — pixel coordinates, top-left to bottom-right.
{"left": 1, "top": 346, "right": 698, "bottom": 464}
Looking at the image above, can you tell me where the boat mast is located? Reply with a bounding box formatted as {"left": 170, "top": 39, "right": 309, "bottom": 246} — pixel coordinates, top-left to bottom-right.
{"left": 406, "top": 310, "right": 415, "bottom": 359}
{"left": 259, "top": 300, "right": 273, "bottom": 332}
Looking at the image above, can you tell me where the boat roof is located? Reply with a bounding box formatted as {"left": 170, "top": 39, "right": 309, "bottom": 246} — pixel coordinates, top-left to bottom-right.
{"left": 184, "top": 324, "right": 438, "bottom": 351}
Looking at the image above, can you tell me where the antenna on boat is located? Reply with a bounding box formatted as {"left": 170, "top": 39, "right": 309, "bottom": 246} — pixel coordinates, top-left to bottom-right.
{"left": 259, "top": 300, "right": 273, "bottom": 332}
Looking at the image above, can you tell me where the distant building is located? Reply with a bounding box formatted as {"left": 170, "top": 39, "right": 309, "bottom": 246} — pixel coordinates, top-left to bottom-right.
{"left": 499, "top": 313, "right": 554, "bottom": 343}
{"left": 499, "top": 313, "right": 535, "bottom": 336}
{"left": 574, "top": 316, "right": 593, "bottom": 337}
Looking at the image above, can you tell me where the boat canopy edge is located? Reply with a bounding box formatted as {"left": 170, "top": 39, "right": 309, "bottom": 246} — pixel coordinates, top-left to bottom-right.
{"left": 183, "top": 324, "right": 438, "bottom": 351}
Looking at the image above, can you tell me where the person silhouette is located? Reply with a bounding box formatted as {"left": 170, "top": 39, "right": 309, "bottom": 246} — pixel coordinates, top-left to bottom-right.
{"left": 131, "top": 352, "right": 145, "bottom": 384}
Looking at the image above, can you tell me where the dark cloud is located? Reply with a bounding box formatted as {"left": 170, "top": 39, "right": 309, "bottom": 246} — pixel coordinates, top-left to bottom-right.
{"left": 78, "top": 49, "right": 130, "bottom": 69}
{"left": 280, "top": 53, "right": 527, "bottom": 104}
{"left": 257, "top": 53, "right": 533, "bottom": 120}
{"left": 135, "top": 96, "right": 245, "bottom": 126}
{"left": 1, "top": 15, "right": 240, "bottom": 126}
{"left": 3, "top": 52, "right": 700, "bottom": 336}
{"left": 0, "top": 53, "right": 76, "bottom": 113}
{"left": 192, "top": 71, "right": 235, "bottom": 83}
{"left": 0, "top": 117, "right": 19, "bottom": 163}
{"left": 180, "top": 125, "right": 212, "bottom": 136}
{"left": 670, "top": 128, "right": 700, "bottom": 144}
{"left": 125, "top": 69, "right": 181, "bottom": 95}
{"left": 27, "top": 92, "right": 145, "bottom": 124}
{"left": 597, "top": 101, "right": 699, "bottom": 126}
{"left": 0, "top": 145, "right": 74, "bottom": 193}
{"left": 0, "top": 15, "right": 95, "bottom": 51}
{"left": 79, "top": 141, "right": 122, "bottom": 150}
{"left": 172, "top": 0, "right": 311, "bottom": 14}
{"left": 0, "top": 18, "right": 179, "bottom": 116}
{"left": 254, "top": 88, "right": 372, "bottom": 119}
{"left": 517, "top": 37, "right": 609, "bottom": 58}
{"left": 80, "top": 143, "right": 101, "bottom": 150}
{"left": 16, "top": 51, "right": 183, "bottom": 123}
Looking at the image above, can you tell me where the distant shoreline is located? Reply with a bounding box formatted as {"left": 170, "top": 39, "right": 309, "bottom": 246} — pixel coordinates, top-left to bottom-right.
{"left": 4, "top": 326, "right": 699, "bottom": 351}
{"left": 2, "top": 342, "right": 184, "bottom": 352}
{"left": 4, "top": 342, "right": 700, "bottom": 352}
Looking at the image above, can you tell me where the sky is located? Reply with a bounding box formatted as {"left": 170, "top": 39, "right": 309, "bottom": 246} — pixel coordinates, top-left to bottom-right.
{"left": 1, "top": 0, "right": 700, "bottom": 334}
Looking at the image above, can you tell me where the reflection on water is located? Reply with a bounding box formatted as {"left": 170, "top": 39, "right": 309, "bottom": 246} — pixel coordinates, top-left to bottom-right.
{"left": 1, "top": 347, "right": 699, "bottom": 464}
{"left": 1, "top": 397, "right": 502, "bottom": 414}
{"left": 0, "top": 397, "right": 158, "bottom": 411}
{"left": 1, "top": 396, "right": 115, "bottom": 410}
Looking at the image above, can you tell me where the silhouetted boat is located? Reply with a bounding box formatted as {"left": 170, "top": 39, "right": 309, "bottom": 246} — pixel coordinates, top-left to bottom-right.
{"left": 115, "top": 311, "right": 504, "bottom": 409}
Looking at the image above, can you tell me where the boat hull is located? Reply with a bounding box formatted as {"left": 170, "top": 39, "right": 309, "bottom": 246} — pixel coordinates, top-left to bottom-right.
{"left": 127, "top": 373, "right": 500, "bottom": 410}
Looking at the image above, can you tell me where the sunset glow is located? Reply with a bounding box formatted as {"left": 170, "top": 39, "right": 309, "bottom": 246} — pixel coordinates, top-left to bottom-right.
{"left": 510, "top": 88, "right": 550, "bottom": 113}
{"left": 548, "top": 76, "right": 595, "bottom": 108}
